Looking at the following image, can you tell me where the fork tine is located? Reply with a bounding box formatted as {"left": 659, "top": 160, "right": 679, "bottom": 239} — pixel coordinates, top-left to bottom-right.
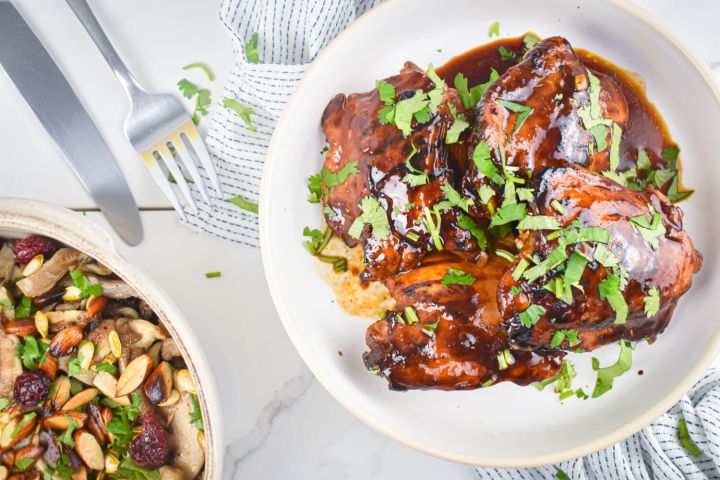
{"left": 156, "top": 144, "right": 198, "bottom": 214}
{"left": 168, "top": 133, "right": 211, "bottom": 204}
{"left": 140, "top": 150, "right": 188, "bottom": 221}
{"left": 180, "top": 122, "right": 224, "bottom": 196}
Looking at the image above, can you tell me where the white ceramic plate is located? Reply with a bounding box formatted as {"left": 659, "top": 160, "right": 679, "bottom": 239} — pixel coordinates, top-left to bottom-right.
{"left": 260, "top": 0, "right": 720, "bottom": 467}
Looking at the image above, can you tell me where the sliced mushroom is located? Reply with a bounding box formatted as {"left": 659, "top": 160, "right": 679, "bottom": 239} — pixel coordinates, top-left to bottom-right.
{"left": 128, "top": 320, "right": 167, "bottom": 350}
{"left": 0, "top": 243, "right": 14, "bottom": 284}
{"left": 165, "top": 392, "right": 205, "bottom": 479}
{"left": 46, "top": 310, "right": 90, "bottom": 333}
{"left": 78, "top": 262, "right": 112, "bottom": 276}
{"left": 85, "top": 320, "right": 116, "bottom": 363}
{"left": 0, "top": 330, "right": 22, "bottom": 397}
{"left": 90, "top": 278, "right": 135, "bottom": 300}
{"left": 160, "top": 338, "right": 182, "bottom": 362}
{"left": 16, "top": 248, "right": 82, "bottom": 297}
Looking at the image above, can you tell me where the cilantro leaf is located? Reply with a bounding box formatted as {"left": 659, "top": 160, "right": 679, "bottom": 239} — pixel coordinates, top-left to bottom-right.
{"left": 473, "top": 140, "right": 504, "bottom": 185}
{"left": 518, "top": 304, "right": 546, "bottom": 328}
{"left": 599, "top": 274, "right": 628, "bottom": 325}
{"left": 421, "top": 319, "right": 440, "bottom": 337}
{"left": 497, "top": 45, "right": 516, "bottom": 61}
{"left": 245, "top": 32, "right": 260, "bottom": 63}
{"left": 523, "top": 246, "right": 568, "bottom": 283}
{"left": 223, "top": 98, "right": 257, "bottom": 131}
{"left": 69, "top": 271, "right": 103, "bottom": 298}
{"left": 425, "top": 64, "right": 445, "bottom": 113}
{"left": 14, "top": 296, "right": 33, "bottom": 318}
{"left": 58, "top": 414, "right": 79, "bottom": 447}
{"left": 322, "top": 161, "right": 359, "bottom": 192}
{"left": 643, "top": 288, "right": 660, "bottom": 317}
{"left": 532, "top": 360, "right": 576, "bottom": 398}
{"left": 662, "top": 145, "right": 679, "bottom": 170}
{"left": 678, "top": 419, "right": 702, "bottom": 458}
{"left": 457, "top": 213, "right": 488, "bottom": 250}
{"left": 15, "top": 336, "right": 47, "bottom": 370}
{"left": 117, "top": 458, "right": 161, "bottom": 480}
{"left": 523, "top": 33, "right": 541, "bottom": 50}
{"left": 489, "top": 203, "right": 527, "bottom": 228}
{"left": 403, "top": 144, "right": 429, "bottom": 187}
{"left": 441, "top": 268, "right": 476, "bottom": 288}
{"left": 497, "top": 99, "right": 533, "bottom": 133}
{"left": 517, "top": 215, "right": 561, "bottom": 231}
{"left": 306, "top": 173, "right": 322, "bottom": 203}
{"left": 190, "top": 393, "right": 204, "bottom": 432}
{"left": 591, "top": 340, "right": 633, "bottom": 398}
{"left": 556, "top": 468, "right": 571, "bottom": 480}
{"left": 177, "top": 78, "right": 212, "bottom": 125}
{"left": 666, "top": 174, "right": 693, "bottom": 203}
{"left": 177, "top": 78, "right": 199, "bottom": 99}
{"left": 440, "top": 183, "right": 474, "bottom": 213}
{"left": 628, "top": 207, "right": 666, "bottom": 250}
{"left": 228, "top": 195, "right": 259, "bottom": 214}
{"left": 422, "top": 206, "right": 444, "bottom": 251}
{"left": 94, "top": 361, "right": 118, "bottom": 375}
{"left": 376, "top": 80, "right": 396, "bottom": 105}
{"left": 393, "top": 90, "right": 430, "bottom": 136}
{"left": 446, "top": 112, "right": 470, "bottom": 144}
{"left": 0, "top": 398, "right": 9, "bottom": 412}
{"left": 348, "top": 196, "right": 391, "bottom": 240}
{"left": 488, "top": 21, "right": 500, "bottom": 38}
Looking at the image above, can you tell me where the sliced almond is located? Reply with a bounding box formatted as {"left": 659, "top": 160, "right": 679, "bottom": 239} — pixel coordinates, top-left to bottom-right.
{"left": 74, "top": 429, "right": 104, "bottom": 470}
{"left": 49, "top": 326, "right": 83, "bottom": 357}
{"left": 144, "top": 362, "right": 172, "bottom": 404}
{"left": 50, "top": 376, "right": 71, "bottom": 410}
{"left": 2, "top": 318, "right": 38, "bottom": 336}
{"left": 21, "top": 254, "right": 44, "bottom": 277}
{"left": 34, "top": 311, "right": 49, "bottom": 338}
{"left": 92, "top": 371, "right": 130, "bottom": 406}
{"left": 62, "top": 388, "right": 98, "bottom": 411}
{"left": 86, "top": 296, "right": 107, "bottom": 319}
{"left": 116, "top": 354, "right": 153, "bottom": 397}
{"left": 158, "top": 389, "right": 180, "bottom": 408}
{"left": 173, "top": 369, "right": 196, "bottom": 394}
{"left": 43, "top": 411, "right": 87, "bottom": 431}
{"left": 0, "top": 413, "right": 37, "bottom": 449}
{"left": 78, "top": 342, "right": 95, "bottom": 373}
{"left": 159, "top": 466, "right": 184, "bottom": 480}
{"left": 108, "top": 330, "right": 122, "bottom": 359}
{"left": 0, "top": 465, "right": 7, "bottom": 480}
{"left": 0, "top": 451, "right": 14, "bottom": 469}
{"left": 38, "top": 353, "right": 58, "bottom": 380}
{"left": 104, "top": 453, "right": 119, "bottom": 474}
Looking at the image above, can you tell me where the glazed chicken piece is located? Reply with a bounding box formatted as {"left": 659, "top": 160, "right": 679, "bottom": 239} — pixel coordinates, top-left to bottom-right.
{"left": 497, "top": 166, "right": 702, "bottom": 351}
{"left": 364, "top": 254, "right": 563, "bottom": 390}
{"left": 321, "top": 62, "right": 481, "bottom": 282}
{"left": 463, "top": 36, "right": 629, "bottom": 218}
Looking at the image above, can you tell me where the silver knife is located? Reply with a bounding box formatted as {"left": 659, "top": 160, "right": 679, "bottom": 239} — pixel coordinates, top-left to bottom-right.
{"left": 0, "top": 1, "right": 143, "bottom": 245}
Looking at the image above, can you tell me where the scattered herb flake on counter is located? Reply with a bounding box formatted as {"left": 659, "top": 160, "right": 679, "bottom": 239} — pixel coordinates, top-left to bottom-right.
{"left": 555, "top": 468, "right": 571, "bottom": 480}
{"left": 488, "top": 21, "right": 500, "bottom": 37}
{"left": 205, "top": 271, "right": 222, "bottom": 279}
{"left": 182, "top": 62, "right": 215, "bottom": 81}
{"left": 245, "top": 32, "right": 260, "bottom": 63}
{"left": 677, "top": 419, "right": 702, "bottom": 457}
{"left": 441, "top": 268, "right": 476, "bottom": 288}
{"left": 591, "top": 340, "right": 633, "bottom": 398}
{"left": 228, "top": 194, "right": 259, "bottom": 213}
{"left": 177, "top": 78, "right": 212, "bottom": 125}
{"left": 223, "top": 98, "right": 257, "bottom": 131}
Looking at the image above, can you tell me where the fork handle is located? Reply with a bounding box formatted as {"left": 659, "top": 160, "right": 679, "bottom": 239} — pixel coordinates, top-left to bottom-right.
{"left": 65, "top": 0, "right": 145, "bottom": 99}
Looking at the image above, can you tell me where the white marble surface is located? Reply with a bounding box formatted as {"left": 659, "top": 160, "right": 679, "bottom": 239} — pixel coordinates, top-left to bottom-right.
{"left": 2, "top": 0, "right": 720, "bottom": 479}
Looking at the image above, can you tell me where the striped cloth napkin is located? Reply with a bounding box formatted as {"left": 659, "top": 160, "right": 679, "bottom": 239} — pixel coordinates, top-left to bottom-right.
{"left": 193, "top": 1, "right": 720, "bottom": 478}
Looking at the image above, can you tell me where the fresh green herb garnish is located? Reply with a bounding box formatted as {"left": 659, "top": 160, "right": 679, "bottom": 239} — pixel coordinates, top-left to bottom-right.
{"left": 591, "top": 340, "right": 633, "bottom": 398}
{"left": 439, "top": 183, "right": 474, "bottom": 213}
{"left": 523, "top": 246, "right": 568, "bottom": 283}
{"left": 402, "top": 306, "right": 419, "bottom": 325}
{"left": 496, "top": 99, "right": 533, "bottom": 133}
{"left": 223, "top": 98, "right": 257, "bottom": 131}
{"left": 677, "top": 419, "right": 702, "bottom": 458}
{"left": 643, "top": 288, "right": 660, "bottom": 317}
{"left": 551, "top": 200, "right": 565, "bottom": 214}
{"left": 599, "top": 274, "right": 628, "bottom": 325}
{"left": 182, "top": 62, "right": 214, "bottom": 81}
{"left": 454, "top": 69, "right": 499, "bottom": 110}
{"left": 517, "top": 215, "right": 561, "bottom": 231}
{"left": 70, "top": 271, "right": 103, "bottom": 298}
{"left": 245, "top": 32, "right": 260, "bottom": 63}
{"left": 489, "top": 203, "right": 527, "bottom": 228}
{"left": 422, "top": 207, "right": 444, "bottom": 250}
{"left": 421, "top": 320, "right": 440, "bottom": 337}
{"left": 523, "top": 33, "right": 541, "bottom": 50}
{"left": 550, "top": 329, "right": 580, "bottom": 348}
{"left": 488, "top": 21, "right": 500, "bottom": 37}
{"left": 177, "top": 78, "right": 212, "bottom": 125}
{"left": 94, "top": 361, "right": 118, "bottom": 375}
{"left": 14, "top": 295, "right": 33, "bottom": 318}
{"left": 472, "top": 140, "right": 504, "bottom": 185}
{"left": 67, "top": 351, "right": 84, "bottom": 378}
{"left": 303, "top": 227, "right": 347, "bottom": 273}
{"left": 117, "top": 458, "right": 162, "bottom": 480}
{"left": 629, "top": 207, "right": 666, "bottom": 250}
{"left": 592, "top": 244, "right": 619, "bottom": 268}
{"left": 58, "top": 414, "right": 79, "bottom": 447}
{"left": 446, "top": 107, "right": 470, "bottom": 144}
{"left": 15, "top": 336, "right": 47, "bottom": 370}
{"left": 457, "top": 213, "right": 488, "bottom": 250}
{"left": 555, "top": 468, "right": 571, "bottom": 480}
{"left": 403, "top": 144, "right": 429, "bottom": 187}
{"left": 228, "top": 195, "right": 259, "bottom": 213}
{"left": 495, "top": 249, "right": 515, "bottom": 263}
{"left": 348, "top": 196, "right": 391, "bottom": 240}
{"left": 11, "top": 412, "right": 36, "bottom": 438}
{"left": 14, "top": 458, "right": 35, "bottom": 471}
{"left": 518, "top": 304, "right": 546, "bottom": 328}
{"left": 441, "top": 268, "right": 476, "bottom": 288}
{"left": 497, "top": 45, "right": 516, "bottom": 61}
{"left": 510, "top": 286, "right": 522, "bottom": 296}
{"left": 205, "top": 272, "right": 222, "bottom": 278}
{"left": 0, "top": 398, "right": 9, "bottom": 412}
{"left": 532, "top": 360, "right": 576, "bottom": 399}
{"left": 190, "top": 393, "right": 204, "bottom": 432}
{"left": 376, "top": 80, "right": 396, "bottom": 105}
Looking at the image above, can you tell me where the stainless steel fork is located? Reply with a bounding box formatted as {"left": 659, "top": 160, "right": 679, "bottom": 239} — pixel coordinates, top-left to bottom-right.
{"left": 65, "top": 0, "right": 223, "bottom": 221}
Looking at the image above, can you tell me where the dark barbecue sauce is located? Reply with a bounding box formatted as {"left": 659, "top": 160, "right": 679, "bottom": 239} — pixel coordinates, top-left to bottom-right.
{"left": 436, "top": 34, "right": 689, "bottom": 197}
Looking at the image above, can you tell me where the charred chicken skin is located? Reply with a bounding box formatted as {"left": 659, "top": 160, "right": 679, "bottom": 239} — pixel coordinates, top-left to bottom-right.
{"left": 497, "top": 166, "right": 702, "bottom": 352}
{"left": 320, "top": 62, "right": 482, "bottom": 282}
{"left": 314, "top": 34, "right": 701, "bottom": 392}
{"left": 364, "top": 255, "right": 564, "bottom": 390}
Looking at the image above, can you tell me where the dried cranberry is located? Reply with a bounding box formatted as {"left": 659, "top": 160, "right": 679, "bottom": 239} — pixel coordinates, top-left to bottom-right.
{"left": 13, "top": 236, "right": 55, "bottom": 264}
{"left": 130, "top": 412, "right": 170, "bottom": 469}
{"left": 14, "top": 371, "right": 50, "bottom": 407}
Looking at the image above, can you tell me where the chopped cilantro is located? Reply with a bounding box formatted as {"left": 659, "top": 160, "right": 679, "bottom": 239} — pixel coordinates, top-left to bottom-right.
{"left": 608, "top": 123, "right": 623, "bottom": 173}
{"left": 457, "top": 213, "right": 488, "bottom": 250}
{"left": 662, "top": 145, "right": 679, "bottom": 169}
{"left": 392, "top": 90, "right": 431, "bottom": 135}
{"left": 245, "top": 33, "right": 260, "bottom": 63}
{"left": 478, "top": 184, "right": 495, "bottom": 205}
{"left": 556, "top": 468, "right": 571, "bottom": 480}
{"left": 177, "top": 78, "right": 212, "bottom": 125}
{"left": 593, "top": 244, "right": 619, "bottom": 268}
{"left": 667, "top": 174, "right": 693, "bottom": 203}
{"left": 523, "top": 246, "right": 568, "bottom": 283}
{"left": 117, "top": 458, "right": 161, "bottom": 480}
{"left": 403, "top": 306, "right": 419, "bottom": 325}
{"left": 376, "top": 80, "right": 396, "bottom": 104}
{"left": 58, "top": 414, "right": 79, "bottom": 447}
{"left": 446, "top": 110, "right": 470, "bottom": 144}
{"left": 11, "top": 412, "right": 36, "bottom": 439}
{"left": 532, "top": 360, "right": 576, "bottom": 399}
{"left": 228, "top": 195, "right": 259, "bottom": 213}
{"left": 0, "top": 398, "right": 9, "bottom": 412}
{"left": 223, "top": 98, "right": 257, "bottom": 131}
{"left": 441, "top": 268, "right": 476, "bottom": 288}
{"left": 348, "top": 196, "right": 391, "bottom": 240}
{"left": 190, "top": 393, "right": 204, "bottom": 432}
{"left": 205, "top": 272, "right": 222, "bottom": 278}
{"left": 473, "top": 140, "right": 504, "bottom": 185}
{"left": 15, "top": 458, "right": 35, "bottom": 471}
{"left": 303, "top": 227, "right": 346, "bottom": 273}
{"left": 403, "top": 143, "right": 429, "bottom": 187}
{"left": 510, "top": 286, "right": 522, "bottom": 296}
{"left": 14, "top": 295, "right": 33, "bottom": 318}
{"left": 306, "top": 173, "right": 322, "bottom": 203}
{"left": 15, "top": 336, "right": 47, "bottom": 370}
{"left": 523, "top": 33, "right": 541, "bottom": 50}
{"left": 421, "top": 320, "right": 440, "bottom": 337}
{"left": 70, "top": 270, "right": 103, "bottom": 298}
{"left": 678, "top": 419, "right": 702, "bottom": 458}
{"left": 495, "top": 249, "right": 515, "bottom": 263}
{"left": 591, "top": 340, "right": 633, "bottom": 397}
{"left": 643, "top": 288, "right": 660, "bottom": 317}
{"left": 488, "top": 21, "right": 500, "bottom": 37}
{"left": 518, "top": 304, "right": 546, "bottom": 328}
{"left": 517, "top": 215, "right": 561, "bottom": 231}
{"left": 497, "top": 45, "right": 516, "bottom": 61}
{"left": 512, "top": 259, "right": 530, "bottom": 280}
{"left": 422, "top": 206, "right": 444, "bottom": 250}
{"left": 440, "top": 183, "right": 474, "bottom": 213}
{"left": 94, "top": 361, "right": 118, "bottom": 375}
{"left": 599, "top": 275, "right": 628, "bottom": 325}
{"left": 550, "top": 329, "right": 580, "bottom": 348}
{"left": 497, "top": 99, "right": 534, "bottom": 133}
{"left": 628, "top": 206, "right": 666, "bottom": 250}
{"left": 489, "top": 203, "right": 527, "bottom": 228}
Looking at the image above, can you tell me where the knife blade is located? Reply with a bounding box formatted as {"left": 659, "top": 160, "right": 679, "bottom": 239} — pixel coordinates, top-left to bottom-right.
{"left": 0, "top": 1, "right": 143, "bottom": 245}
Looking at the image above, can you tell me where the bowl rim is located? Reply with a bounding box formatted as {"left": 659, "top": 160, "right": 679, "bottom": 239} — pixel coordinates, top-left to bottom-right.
{"left": 259, "top": 0, "right": 720, "bottom": 468}
{"left": 0, "top": 198, "right": 223, "bottom": 478}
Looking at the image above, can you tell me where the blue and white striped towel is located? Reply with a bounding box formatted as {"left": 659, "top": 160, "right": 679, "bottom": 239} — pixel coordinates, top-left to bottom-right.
{"left": 192, "top": 1, "right": 720, "bottom": 478}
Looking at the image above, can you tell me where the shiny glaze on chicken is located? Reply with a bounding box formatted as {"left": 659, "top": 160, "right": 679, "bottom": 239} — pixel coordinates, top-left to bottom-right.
{"left": 315, "top": 34, "right": 701, "bottom": 391}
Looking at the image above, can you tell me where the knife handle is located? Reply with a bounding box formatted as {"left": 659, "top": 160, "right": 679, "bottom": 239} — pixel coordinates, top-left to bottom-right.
{"left": 65, "top": 0, "right": 146, "bottom": 99}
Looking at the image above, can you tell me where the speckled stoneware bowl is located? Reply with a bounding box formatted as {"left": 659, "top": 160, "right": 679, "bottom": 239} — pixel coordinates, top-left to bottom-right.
{"left": 0, "top": 198, "right": 222, "bottom": 479}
